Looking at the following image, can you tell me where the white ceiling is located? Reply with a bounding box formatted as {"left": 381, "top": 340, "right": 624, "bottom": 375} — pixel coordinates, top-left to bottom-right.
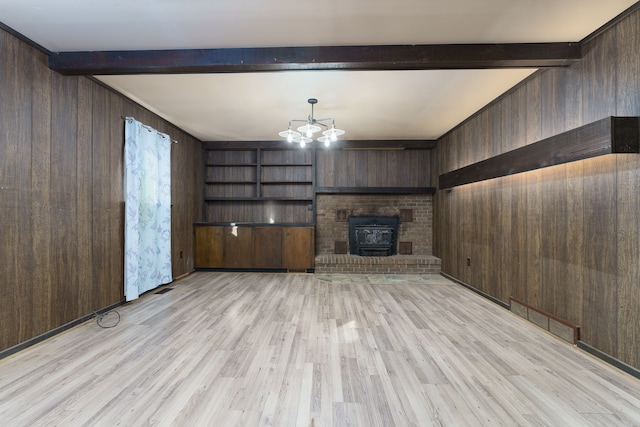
{"left": 0, "top": 0, "right": 637, "bottom": 142}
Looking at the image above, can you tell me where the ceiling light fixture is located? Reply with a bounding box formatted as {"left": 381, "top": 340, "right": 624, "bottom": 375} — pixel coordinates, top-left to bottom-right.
{"left": 279, "top": 98, "right": 345, "bottom": 148}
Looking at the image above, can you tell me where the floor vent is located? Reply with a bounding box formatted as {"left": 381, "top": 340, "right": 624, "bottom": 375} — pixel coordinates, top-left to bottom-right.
{"left": 510, "top": 297, "right": 580, "bottom": 344}
{"left": 155, "top": 287, "right": 174, "bottom": 295}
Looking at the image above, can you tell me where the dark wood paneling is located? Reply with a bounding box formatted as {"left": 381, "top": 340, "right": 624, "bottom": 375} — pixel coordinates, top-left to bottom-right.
{"left": 50, "top": 72, "right": 80, "bottom": 327}
{"left": 617, "top": 152, "right": 640, "bottom": 369}
{"left": 432, "top": 8, "right": 640, "bottom": 370}
{"left": 317, "top": 150, "right": 431, "bottom": 188}
{"left": 0, "top": 27, "right": 202, "bottom": 353}
{"left": 11, "top": 33, "right": 37, "bottom": 343}
{"left": 581, "top": 156, "right": 618, "bottom": 356}
{"left": 29, "top": 35, "right": 53, "bottom": 340}
{"left": 582, "top": 29, "right": 618, "bottom": 123}
{"left": 76, "top": 77, "right": 94, "bottom": 314}
{"left": 614, "top": 8, "right": 640, "bottom": 369}
{"left": 539, "top": 68, "right": 567, "bottom": 140}
{"left": 90, "top": 83, "right": 114, "bottom": 310}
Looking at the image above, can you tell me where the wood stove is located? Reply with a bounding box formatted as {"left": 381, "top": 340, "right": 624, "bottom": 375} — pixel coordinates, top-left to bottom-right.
{"left": 348, "top": 216, "right": 399, "bottom": 256}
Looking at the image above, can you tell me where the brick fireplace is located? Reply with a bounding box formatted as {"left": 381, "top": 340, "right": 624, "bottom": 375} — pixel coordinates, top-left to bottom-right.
{"left": 314, "top": 194, "right": 441, "bottom": 274}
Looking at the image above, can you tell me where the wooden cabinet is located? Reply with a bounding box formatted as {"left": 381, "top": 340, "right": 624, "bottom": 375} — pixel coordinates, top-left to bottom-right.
{"left": 282, "top": 227, "right": 315, "bottom": 271}
{"left": 194, "top": 226, "right": 224, "bottom": 268}
{"left": 253, "top": 227, "right": 283, "bottom": 269}
{"left": 195, "top": 224, "right": 314, "bottom": 271}
{"left": 223, "top": 226, "right": 254, "bottom": 269}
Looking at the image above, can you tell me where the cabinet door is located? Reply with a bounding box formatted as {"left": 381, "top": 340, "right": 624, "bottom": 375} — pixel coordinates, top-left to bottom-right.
{"left": 223, "top": 226, "right": 254, "bottom": 268}
{"left": 253, "top": 227, "right": 283, "bottom": 269}
{"left": 194, "top": 226, "right": 224, "bottom": 268}
{"left": 282, "top": 227, "right": 315, "bottom": 271}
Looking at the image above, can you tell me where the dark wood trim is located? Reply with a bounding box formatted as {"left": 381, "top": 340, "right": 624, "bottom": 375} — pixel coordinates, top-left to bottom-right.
{"left": 0, "top": 22, "right": 51, "bottom": 55}
{"left": 581, "top": 1, "right": 640, "bottom": 45}
{"left": 441, "top": 273, "right": 510, "bottom": 309}
{"left": 439, "top": 116, "right": 640, "bottom": 189}
{"left": 201, "top": 140, "right": 437, "bottom": 150}
{"left": 48, "top": 43, "right": 581, "bottom": 75}
{"left": 315, "top": 187, "right": 436, "bottom": 194}
{"left": 0, "top": 301, "right": 124, "bottom": 361}
{"left": 577, "top": 341, "right": 640, "bottom": 380}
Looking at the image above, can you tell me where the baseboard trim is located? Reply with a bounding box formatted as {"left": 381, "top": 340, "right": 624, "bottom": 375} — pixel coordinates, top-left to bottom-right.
{"left": 0, "top": 301, "right": 124, "bottom": 361}
{"left": 438, "top": 274, "right": 640, "bottom": 379}
{"left": 173, "top": 271, "right": 193, "bottom": 281}
{"left": 440, "top": 272, "right": 510, "bottom": 309}
{"left": 577, "top": 341, "right": 640, "bottom": 380}
{"left": 195, "top": 268, "right": 290, "bottom": 273}
{"left": 0, "top": 272, "right": 197, "bottom": 361}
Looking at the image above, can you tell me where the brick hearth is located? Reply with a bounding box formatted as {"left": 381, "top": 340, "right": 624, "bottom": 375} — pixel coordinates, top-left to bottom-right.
{"left": 314, "top": 254, "right": 441, "bottom": 274}
{"left": 315, "top": 194, "right": 441, "bottom": 274}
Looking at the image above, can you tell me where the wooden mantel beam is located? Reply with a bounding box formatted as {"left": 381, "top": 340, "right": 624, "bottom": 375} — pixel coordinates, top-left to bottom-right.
{"left": 49, "top": 43, "right": 581, "bottom": 75}
{"left": 439, "top": 116, "right": 640, "bottom": 190}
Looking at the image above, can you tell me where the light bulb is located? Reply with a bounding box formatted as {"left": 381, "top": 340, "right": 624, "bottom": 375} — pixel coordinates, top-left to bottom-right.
{"left": 331, "top": 131, "right": 337, "bottom": 142}
{"left": 324, "top": 139, "right": 330, "bottom": 147}
{"left": 287, "top": 133, "right": 293, "bottom": 143}
{"left": 300, "top": 139, "right": 306, "bottom": 148}
{"left": 306, "top": 129, "right": 312, "bottom": 138}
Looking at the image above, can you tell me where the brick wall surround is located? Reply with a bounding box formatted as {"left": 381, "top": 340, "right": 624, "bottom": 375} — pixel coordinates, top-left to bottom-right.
{"left": 316, "top": 194, "right": 433, "bottom": 255}
{"left": 315, "top": 194, "right": 440, "bottom": 274}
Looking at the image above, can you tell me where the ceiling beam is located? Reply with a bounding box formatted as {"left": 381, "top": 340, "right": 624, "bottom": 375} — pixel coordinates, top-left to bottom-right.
{"left": 49, "top": 43, "right": 581, "bottom": 75}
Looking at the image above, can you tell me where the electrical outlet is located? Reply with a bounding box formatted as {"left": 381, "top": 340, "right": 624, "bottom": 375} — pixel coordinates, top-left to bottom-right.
{"left": 466, "top": 258, "right": 471, "bottom": 266}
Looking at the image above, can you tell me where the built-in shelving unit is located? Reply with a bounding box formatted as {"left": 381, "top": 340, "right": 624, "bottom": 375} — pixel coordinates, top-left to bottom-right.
{"left": 202, "top": 148, "right": 315, "bottom": 224}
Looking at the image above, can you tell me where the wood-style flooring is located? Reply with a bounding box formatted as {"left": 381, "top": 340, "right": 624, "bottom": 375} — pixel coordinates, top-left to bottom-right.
{"left": 0, "top": 272, "right": 639, "bottom": 426}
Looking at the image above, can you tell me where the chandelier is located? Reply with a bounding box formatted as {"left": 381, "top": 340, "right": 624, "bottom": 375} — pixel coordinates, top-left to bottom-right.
{"left": 279, "top": 98, "right": 345, "bottom": 148}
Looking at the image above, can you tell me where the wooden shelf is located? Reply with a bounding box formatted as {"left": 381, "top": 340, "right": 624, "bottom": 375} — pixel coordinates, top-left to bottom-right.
{"left": 439, "top": 116, "right": 640, "bottom": 189}
{"left": 205, "top": 197, "right": 313, "bottom": 201}
{"left": 206, "top": 163, "right": 257, "bottom": 167}
{"left": 261, "top": 163, "right": 313, "bottom": 167}
{"left": 202, "top": 147, "right": 315, "bottom": 223}
{"left": 261, "top": 181, "right": 313, "bottom": 185}
{"left": 315, "top": 186, "right": 436, "bottom": 194}
{"left": 205, "top": 180, "right": 257, "bottom": 184}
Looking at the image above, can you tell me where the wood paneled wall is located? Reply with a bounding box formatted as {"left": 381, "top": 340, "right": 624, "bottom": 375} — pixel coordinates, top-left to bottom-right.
{"left": 432, "top": 8, "right": 640, "bottom": 369}
{"left": 317, "top": 149, "right": 431, "bottom": 187}
{"left": 0, "top": 29, "right": 202, "bottom": 353}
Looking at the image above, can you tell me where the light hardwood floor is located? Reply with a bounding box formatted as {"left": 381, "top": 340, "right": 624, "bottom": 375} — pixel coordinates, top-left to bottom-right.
{"left": 0, "top": 272, "right": 639, "bottom": 426}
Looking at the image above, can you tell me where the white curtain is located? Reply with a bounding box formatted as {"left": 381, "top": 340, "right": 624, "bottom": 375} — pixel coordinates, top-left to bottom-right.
{"left": 124, "top": 117, "right": 172, "bottom": 302}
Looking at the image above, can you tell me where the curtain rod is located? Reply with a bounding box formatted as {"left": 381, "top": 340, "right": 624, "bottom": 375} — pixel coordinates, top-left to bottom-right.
{"left": 122, "top": 116, "right": 178, "bottom": 144}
